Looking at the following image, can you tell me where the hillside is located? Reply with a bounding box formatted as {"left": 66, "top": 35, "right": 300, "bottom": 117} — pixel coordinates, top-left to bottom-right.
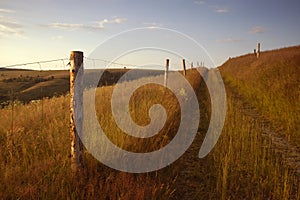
{"left": 220, "top": 45, "right": 300, "bottom": 146}
{"left": 0, "top": 69, "right": 69, "bottom": 106}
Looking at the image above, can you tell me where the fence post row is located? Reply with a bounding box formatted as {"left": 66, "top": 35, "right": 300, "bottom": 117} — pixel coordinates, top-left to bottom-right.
{"left": 68, "top": 55, "right": 193, "bottom": 171}
{"left": 70, "top": 51, "right": 84, "bottom": 172}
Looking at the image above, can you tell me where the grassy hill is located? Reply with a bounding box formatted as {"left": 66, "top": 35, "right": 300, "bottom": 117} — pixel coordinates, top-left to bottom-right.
{"left": 219, "top": 45, "right": 300, "bottom": 146}
{"left": 0, "top": 69, "right": 69, "bottom": 106}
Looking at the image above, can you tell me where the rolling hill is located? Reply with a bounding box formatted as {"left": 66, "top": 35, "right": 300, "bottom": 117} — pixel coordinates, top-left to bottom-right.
{"left": 0, "top": 68, "right": 164, "bottom": 107}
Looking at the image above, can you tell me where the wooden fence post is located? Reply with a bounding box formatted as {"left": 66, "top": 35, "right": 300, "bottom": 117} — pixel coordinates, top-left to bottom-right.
{"left": 257, "top": 42, "right": 261, "bottom": 58}
{"left": 164, "top": 59, "right": 169, "bottom": 87}
{"left": 70, "top": 51, "right": 84, "bottom": 172}
{"left": 182, "top": 59, "right": 186, "bottom": 76}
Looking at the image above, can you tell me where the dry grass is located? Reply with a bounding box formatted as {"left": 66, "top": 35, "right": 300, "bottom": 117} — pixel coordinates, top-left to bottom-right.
{"left": 206, "top": 91, "right": 300, "bottom": 199}
{"left": 1, "top": 45, "right": 299, "bottom": 199}
{"left": 220, "top": 45, "right": 300, "bottom": 146}
{"left": 0, "top": 94, "right": 178, "bottom": 199}
{"left": 0, "top": 69, "right": 203, "bottom": 199}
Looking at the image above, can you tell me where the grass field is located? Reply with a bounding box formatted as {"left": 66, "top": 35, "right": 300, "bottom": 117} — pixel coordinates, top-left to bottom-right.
{"left": 0, "top": 45, "right": 299, "bottom": 199}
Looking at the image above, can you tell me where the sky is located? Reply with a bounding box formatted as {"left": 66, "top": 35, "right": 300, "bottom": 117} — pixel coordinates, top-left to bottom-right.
{"left": 0, "top": 0, "right": 300, "bottom": 69}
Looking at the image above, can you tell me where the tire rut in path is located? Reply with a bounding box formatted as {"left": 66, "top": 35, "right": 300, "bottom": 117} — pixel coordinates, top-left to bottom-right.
{"left": 171, "top": 134, "right": 208, "bottom": 200}
{"left": 226, "top": 83, "right": 300, "bottom": 176}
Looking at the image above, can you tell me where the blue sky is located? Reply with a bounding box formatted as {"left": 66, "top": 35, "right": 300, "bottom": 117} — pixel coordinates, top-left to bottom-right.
{"left": 0, "top": 0, "right": 299, "bottom": 69}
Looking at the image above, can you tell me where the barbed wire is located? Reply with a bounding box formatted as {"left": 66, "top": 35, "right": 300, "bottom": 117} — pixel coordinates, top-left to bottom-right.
{"left": 0, "top": 58, "right": 70, "bottom": 69}
{"left": 84, "top": 57, "right": 138, "bottom": 67}
{"left": 84, "top": 57, "right": 203, "bottom": 69}
{"left": 0, "top": 56, "right": 202, "bottom": 71}
{"left": 0, "top": 57, "right": 139, "bottom": 70}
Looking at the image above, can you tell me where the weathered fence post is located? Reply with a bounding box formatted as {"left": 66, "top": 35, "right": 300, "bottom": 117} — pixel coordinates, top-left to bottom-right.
{"left": 257, "top": 42, "right": 261, "bottom": 58}
{"left": 164, "top": 59, "right": 169, "bottom": 87}
{"left": 182, "top": 59, "right": 186, "bottom": 76}
{"left": 70, "top": 51, "right": 84, "bottom": 172}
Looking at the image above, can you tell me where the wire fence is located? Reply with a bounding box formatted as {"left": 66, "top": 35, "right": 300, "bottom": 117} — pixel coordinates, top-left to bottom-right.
{"left": 0, "top": 56, "right": 142, "bottom": 70}
{"left": 0, "top": 58, "right": 70, "bottom": 70}
{"left": 1, "top": 58, "right": 71, "bottom": 135}
{"left": 1, "top": 55, "right": 201, "bottom": 71}
{"left": 0, "top": 54, "right": 201, "bottom": 135}
{"left": 0, "top": 55, "right": 150, "bottom": 135}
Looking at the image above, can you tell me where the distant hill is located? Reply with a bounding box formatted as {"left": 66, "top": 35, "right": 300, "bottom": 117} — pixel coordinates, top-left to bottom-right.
{"left": 0, "top": 68, "right": 164, "bottom": 106}
{"left": 0, "top": 70, "right": 69, "bottom": 106}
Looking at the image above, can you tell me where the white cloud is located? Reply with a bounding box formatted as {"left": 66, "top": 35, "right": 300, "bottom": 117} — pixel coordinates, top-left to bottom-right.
{"left": 45, "top": 17, "right": 127, "bottom": 30}
{"left": 0, "top": 15, "right": 23, "bottom": 37}
{"left": 250, "top": 26, "right": 267, "bottom": 34}
{"left": 46, "top": 23, "right": 85, "bottom": 29}
{"left": 216, "top": 38, "right": 241, "bottom": 43}
{"left": 114, "top": 18, "right": 127, "bottom": 24}
{"left": 142, "top": 22, "right": 163, "bottom": 29}
{"left": 96, "top": 18, "right": 127, "bottom": 28}
{"left": 0, "top": 8, "right": 15, "bottom": 13}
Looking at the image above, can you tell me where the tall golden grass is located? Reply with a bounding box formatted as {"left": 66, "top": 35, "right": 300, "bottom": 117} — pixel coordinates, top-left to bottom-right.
{"left": 0, "top": 69, "right": 204, "bottom": 199}
{"left": 0, "top": 48, "right": 299, "bottom": 200}
{"left": 220, "top": 45, "right": 300, "bottom": 146}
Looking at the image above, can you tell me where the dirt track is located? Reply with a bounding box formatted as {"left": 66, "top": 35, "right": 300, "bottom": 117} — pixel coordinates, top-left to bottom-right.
{"left": 173, "top": 70, "right": 300, "bottom": 199}
{"left": 225, "top": 82, "right": 300, "bottom": 176}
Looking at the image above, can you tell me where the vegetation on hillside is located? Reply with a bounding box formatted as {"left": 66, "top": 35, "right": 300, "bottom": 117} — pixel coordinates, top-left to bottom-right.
{"left": 220, "top": 45, "right": 300, "bottom": 146}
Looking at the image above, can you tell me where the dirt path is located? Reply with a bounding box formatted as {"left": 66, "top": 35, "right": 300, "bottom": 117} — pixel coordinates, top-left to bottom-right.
{"left": 171, "top": 134, "right": 208, "bottom": 200}
{"left": 226, "top": 83, "right": 300, "bottom": 176}
{"left": 174, "top": 69, "right": 226, "bottom": 200}
{"left": 172, "top": 70, "right": 300, "bottom": 199}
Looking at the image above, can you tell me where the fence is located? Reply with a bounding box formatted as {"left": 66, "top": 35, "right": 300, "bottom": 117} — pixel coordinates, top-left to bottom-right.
{"left": 1, "top": 51, "right": 205, "bottom": 172}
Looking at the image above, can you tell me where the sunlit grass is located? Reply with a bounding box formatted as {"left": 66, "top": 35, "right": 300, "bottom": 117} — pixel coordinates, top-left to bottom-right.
{"left": 0, "top": 69, "right": 202, "bottom": 199}
{"left": 220, "top": 45, "right": 300, "bottom": 146}
{"left": 0, "top": 60, "right": 299, "bottom": 199}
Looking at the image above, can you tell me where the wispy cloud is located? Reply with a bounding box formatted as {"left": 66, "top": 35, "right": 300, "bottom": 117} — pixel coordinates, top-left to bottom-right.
{"left": 216, "top": 38, "right": 241, "bottom": 43}
{"left": 195, "top": 2, "right": 229, "bottom": 13}
{"left": 45, "top": 17, "right": 127, "bottom": 30}
{"left": 250, "top": 26, "right": 267, "bottom": 34}
{"left": 96, "top": 18, "right": 127, "bottom": 28}
{"left": 194, "top": 0, "right": 205, "bottom": 5}
{"left": 0, "top": 8, "right": 15, "bottom": 13}
{"left": 0, "top": 15, "right": 24, "bottom": 37}
{"left": 142, "top": 22, "right": 163, "bottom": 29}
{"left": 214, "top": 6, "right": 230, "bottom": 13}
{"left": 46, "top": 23, "right": 85, "bottom": 29}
